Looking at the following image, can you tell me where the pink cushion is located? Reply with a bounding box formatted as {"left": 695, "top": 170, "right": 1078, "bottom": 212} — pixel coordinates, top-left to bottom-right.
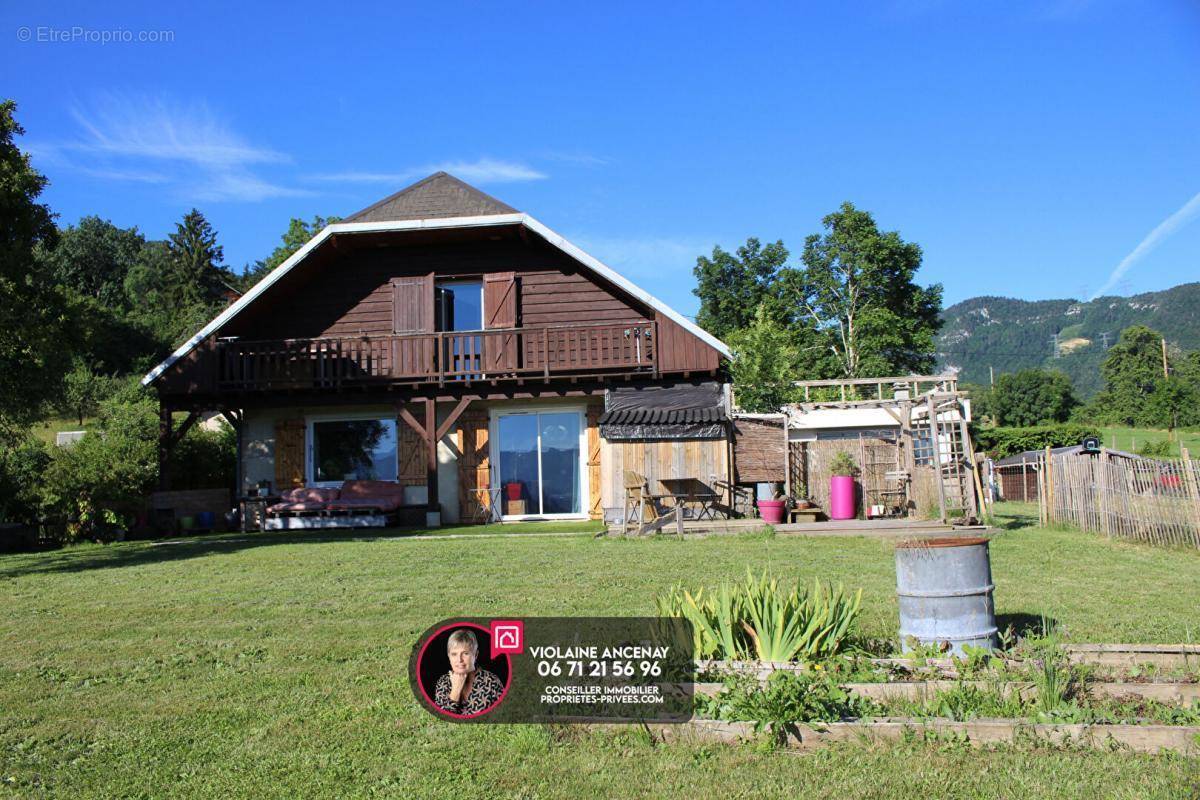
{"left": 339, "top": 480, "right": 405, "bottom": 500}
{"left": 280, "top": 487, "right": 341, "bottom": 504}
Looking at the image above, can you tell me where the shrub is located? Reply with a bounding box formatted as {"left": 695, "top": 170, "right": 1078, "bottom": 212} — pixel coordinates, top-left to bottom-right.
{"left": 1136, "top": 439, "right": 1172, "bottom": 459}
{"left": 829, "top": 451, "right": 857, "bottom": 477}
{"left": 37, "top": 381, "right": 235, "bottom": 541}
{"left": 0, "top": 431, "right": 51, "bottom": 524}
{"left": 972, "top": 423, "right": 1100, "bottom": 458}
{"left": 655, "top": 569, "right": 863, "bottom": 662}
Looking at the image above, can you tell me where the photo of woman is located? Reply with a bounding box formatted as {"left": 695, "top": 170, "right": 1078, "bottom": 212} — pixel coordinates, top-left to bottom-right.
{"left": 429, "top": 627, "right": 507, "bottom": 717}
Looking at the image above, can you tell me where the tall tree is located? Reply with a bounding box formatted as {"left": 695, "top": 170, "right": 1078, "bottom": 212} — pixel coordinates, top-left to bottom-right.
{"left": 165, "top": 209, "right": 228, "bottom": 306}
{"left": 0, "top": 99, "right": 69, "bottom": 430}
{"left": 239, "top": 215, "right": 340, "bottom": 291}
{"left": 692, "top": 238, "right": 789, "bottom": 339}
{"left": 727, "top": 304, "right": 802, "bottom": 413}
{"left": 991, "top": 368, "right": 1077, "bottom": 427}
{"left": 36, "top": 216, "right": 145, "bottom": 307}
{"left": 779, "top": 202, "right": 943, "bottom": 378}
{"left": 1093, "top": 325, "right": 1166, "bottom": 426}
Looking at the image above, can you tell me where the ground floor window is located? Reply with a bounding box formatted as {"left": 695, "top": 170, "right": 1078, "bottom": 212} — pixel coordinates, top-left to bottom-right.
{"left": 308, "top": 416, "right": 397, "bottom": 485}
{"left": 494, "top": 409, "right": 584, "bottom": 517}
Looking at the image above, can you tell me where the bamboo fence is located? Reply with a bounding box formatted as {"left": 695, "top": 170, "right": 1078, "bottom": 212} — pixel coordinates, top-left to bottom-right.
{"left": 1038, "top": 447, "right": 1200, "bottom": 549}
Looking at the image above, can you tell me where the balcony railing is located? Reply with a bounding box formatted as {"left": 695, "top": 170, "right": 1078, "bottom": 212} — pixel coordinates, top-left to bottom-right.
{"left": 216, "top": 323, "right": 656, "bottom": 391}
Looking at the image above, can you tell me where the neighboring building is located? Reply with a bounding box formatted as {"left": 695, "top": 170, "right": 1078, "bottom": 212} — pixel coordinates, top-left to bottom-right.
{"left": 141, "top": 173, "right": 732, "bottom": 526}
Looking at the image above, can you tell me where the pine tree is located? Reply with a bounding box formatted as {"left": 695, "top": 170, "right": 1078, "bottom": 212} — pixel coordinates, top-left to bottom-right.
{"left": 166, "top": 209, "right": 227, "bottom": 306}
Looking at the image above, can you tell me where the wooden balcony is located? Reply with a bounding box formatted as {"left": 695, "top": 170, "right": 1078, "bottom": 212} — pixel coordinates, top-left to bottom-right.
{"left": 215, "top": 323, "right": 657, "bottom": 392}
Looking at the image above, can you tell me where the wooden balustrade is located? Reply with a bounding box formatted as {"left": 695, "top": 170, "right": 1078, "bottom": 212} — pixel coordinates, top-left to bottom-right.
{"left": 216, "top": 323, "right": 656, "bottom": 391}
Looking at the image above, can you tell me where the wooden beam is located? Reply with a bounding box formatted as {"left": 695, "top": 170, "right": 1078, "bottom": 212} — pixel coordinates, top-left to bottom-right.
{"left": 168, "top": 411, "right": 202, "bottom": 447}
{"left": 435, "top": 396, "right": 475, "bottom": 442}
{"left": 219, "top": 409, "right": 242, "bottom": 433}
{"left": 395, "top": 402, "right": 428, "bottom": 441}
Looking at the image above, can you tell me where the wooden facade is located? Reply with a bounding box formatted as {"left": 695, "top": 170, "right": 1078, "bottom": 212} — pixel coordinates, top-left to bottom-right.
{"left": 145, "top": 173, "right": 730, "bottom": 524}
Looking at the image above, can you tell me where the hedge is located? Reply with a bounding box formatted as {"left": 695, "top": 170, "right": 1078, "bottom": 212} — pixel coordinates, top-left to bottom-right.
{"left": 972, "top": 423, "right": 1100, "bottom": 459}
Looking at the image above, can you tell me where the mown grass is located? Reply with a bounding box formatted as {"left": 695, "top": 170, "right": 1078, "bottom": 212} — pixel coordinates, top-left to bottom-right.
{"left": 3, "top": 504, "right": 1200, "bottom": 798}
{"left": 1100, "top": 425, "right": 1200, "bottom": 458}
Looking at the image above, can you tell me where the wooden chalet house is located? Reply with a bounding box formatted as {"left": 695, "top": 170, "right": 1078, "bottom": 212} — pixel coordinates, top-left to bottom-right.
{"left": 143, "top": 173, "right": 732, "bottom": 526}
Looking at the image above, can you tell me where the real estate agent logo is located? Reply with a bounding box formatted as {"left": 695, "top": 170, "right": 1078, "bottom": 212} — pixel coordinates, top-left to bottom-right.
{"left": 490, "top": 620, "right": 524, "bottom": 657}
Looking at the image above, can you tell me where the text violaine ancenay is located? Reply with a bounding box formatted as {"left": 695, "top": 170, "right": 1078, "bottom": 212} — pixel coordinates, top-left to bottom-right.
{"left": 528, "top": 646, "right": 670, "bottom": 660}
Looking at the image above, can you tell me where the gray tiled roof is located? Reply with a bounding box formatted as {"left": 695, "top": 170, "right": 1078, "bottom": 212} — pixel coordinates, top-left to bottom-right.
{"left": 341, "top": 172, "right": 518, "bottom": 223}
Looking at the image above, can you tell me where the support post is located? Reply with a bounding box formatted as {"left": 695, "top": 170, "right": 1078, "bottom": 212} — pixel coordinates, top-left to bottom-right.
{"left": 425, "top": 398, "right": 439, "bottom": 523}
{"left": 1044, "top": 445, "right": 1054, "bottom": 526}
{"left": 158, "top": 404, "right": 172, "bottom": 491}
{"left": 1099, "top": 448, "right": 1111, "bottom": 538}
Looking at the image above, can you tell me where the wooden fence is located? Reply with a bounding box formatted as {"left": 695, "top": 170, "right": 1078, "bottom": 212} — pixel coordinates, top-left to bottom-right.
{"left": 1039, "top": 448, "right": 1200, "bottom": 549}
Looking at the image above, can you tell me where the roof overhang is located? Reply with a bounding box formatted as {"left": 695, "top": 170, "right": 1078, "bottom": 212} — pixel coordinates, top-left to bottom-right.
{"left": 141, "top": 213, "right": 730, "bottom": 386}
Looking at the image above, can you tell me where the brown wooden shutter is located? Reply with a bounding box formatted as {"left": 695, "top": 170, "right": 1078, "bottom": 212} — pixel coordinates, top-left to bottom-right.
{"left": 397, "top": 419, "right": 425, "bottom": 487}
{"left": 391, "top": 274, "right": 435, "bottom": 377}
{"left": 457, "top": 412, "right": 490, "bottom": 521}
{"left": 274, "top": 418, "right": 306, "bottom": 489}
{"left": 587, "top": 406, "right": 602, "bottom": 520}
{"left": 483, "top": 272, "right": 517, "bottom": 372}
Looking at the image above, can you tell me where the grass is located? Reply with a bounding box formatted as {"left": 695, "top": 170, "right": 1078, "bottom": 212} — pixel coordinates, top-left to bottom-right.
{"left": 1100, "top": 425, "right": 1200, "bottom": 458}
{"left": 27, "top": 416, "right": 93, "bottom": 445}
{"left": 2, "top": 504, "right": 1200, "bottom": 798}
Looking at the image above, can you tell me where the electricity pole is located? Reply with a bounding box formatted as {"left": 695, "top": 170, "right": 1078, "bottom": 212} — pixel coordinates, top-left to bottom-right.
{"left": 1099, "top": 332, "right": 1110, "bottom": 349}
{"left": 1162, "top": 337, "right": 1170, "bottom": 379}
{"left": 989, "top": 366, "right": 994, "bottom": 388}
{"left": 1049, "top": 333, "right": 1060, "bottom": 358}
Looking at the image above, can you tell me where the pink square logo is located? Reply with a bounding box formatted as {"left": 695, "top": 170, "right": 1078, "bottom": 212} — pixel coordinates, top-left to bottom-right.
{"left": 490, "top": 620, "right": 524, "bottom": 658}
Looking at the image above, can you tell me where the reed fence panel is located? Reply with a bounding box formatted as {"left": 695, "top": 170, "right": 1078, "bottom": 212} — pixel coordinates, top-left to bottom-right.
{"left": 1038, "top": 450, "right": 1200, "bottom": 549}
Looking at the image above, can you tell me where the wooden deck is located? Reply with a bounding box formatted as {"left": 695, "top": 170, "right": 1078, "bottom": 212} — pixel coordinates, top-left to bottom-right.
{"left": 605, "top": 517, "right": 983, "bottom": 538}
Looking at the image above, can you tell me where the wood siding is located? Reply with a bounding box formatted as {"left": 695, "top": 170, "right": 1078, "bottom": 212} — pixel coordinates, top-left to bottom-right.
{"left": 656, "top": 312, "right": 721, "bottom": 374}
{"left": 274, "top": 418, "right": 306, "bottom": 489}
{"left": 600, "top": 436, "right": 730, "bottom": 519}
{"left": 227, "top": 239, "right": 648, "bottom": 340}
{"left": 457, "top": 411, "right": 490, "bottom": 521}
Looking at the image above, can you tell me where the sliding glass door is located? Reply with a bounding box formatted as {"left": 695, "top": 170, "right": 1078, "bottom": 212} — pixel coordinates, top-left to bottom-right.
{"left": 495, "top": 410, "right": 583, "bottom": 517}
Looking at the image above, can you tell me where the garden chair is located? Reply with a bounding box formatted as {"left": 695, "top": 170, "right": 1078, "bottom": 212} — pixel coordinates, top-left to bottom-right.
{"left": 622, "top": 471, "right": 671, "bottom": 535}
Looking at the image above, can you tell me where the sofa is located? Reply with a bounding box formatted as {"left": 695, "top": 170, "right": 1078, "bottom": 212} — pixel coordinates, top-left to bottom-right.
{"left": 264, "top": 480, "right": 418, "bottom": 529}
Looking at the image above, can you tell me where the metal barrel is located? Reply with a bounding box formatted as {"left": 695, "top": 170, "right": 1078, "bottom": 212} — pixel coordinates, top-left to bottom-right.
{"left": 895, "top": 536, "right": 997, "bottom": 654}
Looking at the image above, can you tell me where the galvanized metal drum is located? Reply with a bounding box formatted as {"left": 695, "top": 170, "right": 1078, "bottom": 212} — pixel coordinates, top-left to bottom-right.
{"left": 895, "top": 536, "right": 997, "bottom": 654}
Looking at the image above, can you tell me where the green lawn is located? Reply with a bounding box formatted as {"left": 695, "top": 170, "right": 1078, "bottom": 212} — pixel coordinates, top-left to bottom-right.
{"left": 1101, "top": 425, "right": 1200, "bottom": 458}
{"left": 2, "top": 505, "right": 1199, "bottom": 798}
{"left": 27, "top": 416, "right": 93, "bottom": 445}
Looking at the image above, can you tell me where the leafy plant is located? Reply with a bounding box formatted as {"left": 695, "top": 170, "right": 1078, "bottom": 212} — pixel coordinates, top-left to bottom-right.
{"left": 699, "top": 670, "right": 878, "bottom": 735}
{"left": 656, "top": 569, "right": 863, "bottom": 662}
{"left": 829, "top": 451, "right": 858, "bottom": 477}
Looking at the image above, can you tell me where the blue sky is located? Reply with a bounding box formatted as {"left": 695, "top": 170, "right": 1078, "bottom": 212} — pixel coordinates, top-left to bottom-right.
{"left": 4, "top": 1, "right": 1199, "bottom": 318}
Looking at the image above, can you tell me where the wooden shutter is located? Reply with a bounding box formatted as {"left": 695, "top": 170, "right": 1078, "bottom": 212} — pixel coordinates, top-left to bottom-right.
{"left": 587, "top": 406, "right": 602, "bottom": 520}
{"left": 457, "top": 412, "right": 490, "bottom": 521}
{"left": 391, "top": 274, "right": 435, "bottom": 377}
{"left": 274, "top": 418, "right": 306, "bottom": 489}
{"left": 397, "top": 419, "right": 425, "bottom": 487}
{"left": 483, "top": 272, "right": 518, "bottom": 372}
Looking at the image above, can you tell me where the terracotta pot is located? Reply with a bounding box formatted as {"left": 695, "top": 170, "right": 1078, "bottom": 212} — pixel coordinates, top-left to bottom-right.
{"left": 756, "top": 500, "right": 786, "bottom": 524}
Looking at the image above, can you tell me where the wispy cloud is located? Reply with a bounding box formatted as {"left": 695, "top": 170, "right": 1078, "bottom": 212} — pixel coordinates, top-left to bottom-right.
{"left": 1090, "top": 190, "right": 1200, "bottom": 299}
{"left": 312, "top": 157, "right": 547, "bottom": 185}
{"left": 540, "top": 151, "right": 609, "bottom": 167}
{"left": 31, "top": 94, "right": 305, "bottom": 202}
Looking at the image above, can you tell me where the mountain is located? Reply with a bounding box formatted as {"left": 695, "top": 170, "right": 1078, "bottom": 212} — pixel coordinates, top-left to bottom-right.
{"left": 936, "top": 282, "right": 1200, "bottom": 398}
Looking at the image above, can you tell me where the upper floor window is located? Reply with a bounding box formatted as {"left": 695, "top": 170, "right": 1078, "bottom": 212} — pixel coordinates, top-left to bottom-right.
{"left": 435, "top": 280, "right": 482, "bottom": 332}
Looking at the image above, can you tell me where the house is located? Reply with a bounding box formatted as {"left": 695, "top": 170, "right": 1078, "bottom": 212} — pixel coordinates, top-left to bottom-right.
{"left": 141, "top": 173, "right": 732, "bottom": 527}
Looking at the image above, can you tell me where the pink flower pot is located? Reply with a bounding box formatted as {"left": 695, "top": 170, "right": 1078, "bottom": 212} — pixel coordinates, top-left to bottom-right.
{"left": 756, "top": 500, "right": 786, "bottom": 525}
{"left": 830, "top": 476, "right": 857, "bottom": 520}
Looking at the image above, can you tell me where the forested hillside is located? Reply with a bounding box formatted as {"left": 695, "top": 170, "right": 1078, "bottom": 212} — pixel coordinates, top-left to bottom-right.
{"left": 937, "top": 283, "right": 1200, "bottom": 397}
